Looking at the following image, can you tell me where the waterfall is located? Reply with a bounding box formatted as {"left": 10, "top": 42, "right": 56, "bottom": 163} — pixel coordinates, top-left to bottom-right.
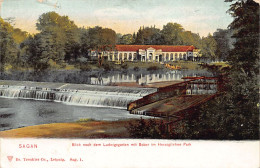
{"left": 0, "top": 84, "right": 156, "bottom": 109}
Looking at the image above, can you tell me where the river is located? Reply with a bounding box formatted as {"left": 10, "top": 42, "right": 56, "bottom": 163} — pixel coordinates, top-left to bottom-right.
{"left": 0, "top": 97, "right": 151, "bottom": 131}
{"left": 0, "top": 69, "right": 212, "bottom": 131}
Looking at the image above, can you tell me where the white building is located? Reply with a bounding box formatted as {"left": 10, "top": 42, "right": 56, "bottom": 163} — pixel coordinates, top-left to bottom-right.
{"left": 94, "top": 45, "right": 201, "bottom": 62}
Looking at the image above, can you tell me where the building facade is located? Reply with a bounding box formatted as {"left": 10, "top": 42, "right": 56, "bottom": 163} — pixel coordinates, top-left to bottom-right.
{"left": 90, "top": 45, "right": 201, "bottom": 62}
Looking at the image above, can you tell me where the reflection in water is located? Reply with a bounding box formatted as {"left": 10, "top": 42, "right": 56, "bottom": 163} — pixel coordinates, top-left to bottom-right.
{"left": 0, "top": 113, "right": 14, "bottom": 118}
{"left": 91, "top": 70, "right": 212, "bottom": 85}
{"left": 0, "top": 98, "right": 149, "bottom": 131}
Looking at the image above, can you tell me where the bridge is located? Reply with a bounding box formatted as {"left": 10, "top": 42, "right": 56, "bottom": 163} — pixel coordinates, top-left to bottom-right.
{"left": 127, "top": 76, "right": 222, "bottom": 120}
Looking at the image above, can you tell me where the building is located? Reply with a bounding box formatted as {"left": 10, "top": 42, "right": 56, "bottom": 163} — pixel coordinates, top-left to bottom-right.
{"left": 90, "top": 45, "right": 201, "bottom": 62}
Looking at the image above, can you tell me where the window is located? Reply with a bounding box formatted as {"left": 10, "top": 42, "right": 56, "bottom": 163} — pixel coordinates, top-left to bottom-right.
{"left": 109, "top": 52, "right": 113, "bottom": 60}
{"left": 119, "top": 53, "right": 123, "bottom": 60}
{"left": 124, "top": 53, "right": 127, "bottom": 60}
{"left": 170, "top": 53, "right": 173, "bottom": 60}
{"left": 162, "top": 53, "right": 165, "bottom": 61}
{"left": 166, "top": 53, "right": 169, "bottom": 61}
{"left": 175, "top": 53, "right": 178, "bottom": 60}
{"left": 179, "top": 53, "right": 182, "bottom": 60}
{"left": 114, "top": 53, "right": 118, "bottom": 60}
{"left": 129, "top": 53, "right": 132, "bottom": 60}
{"left": 149, "top": 53, "right": 153, "bottom": 61}
{"left": 134, "top": 53, "right": 137, "bottom": 60}
{"left": 183, "top": 54, "right": 187, "bottom": 60}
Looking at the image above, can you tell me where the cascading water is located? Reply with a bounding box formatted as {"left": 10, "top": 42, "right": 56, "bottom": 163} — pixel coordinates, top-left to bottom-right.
{"left": 0, "top": 83, "right": 157, "bottom": 109}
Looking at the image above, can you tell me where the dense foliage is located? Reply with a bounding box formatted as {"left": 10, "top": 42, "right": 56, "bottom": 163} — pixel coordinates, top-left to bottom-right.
{"left": 0, "top": 11, "right": 229, "bottom": 72}
{"left": 194, "top": 0, "right": 259, "bottom": 140}
{"left": 0, "top": 18, "right": 28, "bottom": 71}
{"left": 128, "top": 0, "right": 259, "bottom": 140}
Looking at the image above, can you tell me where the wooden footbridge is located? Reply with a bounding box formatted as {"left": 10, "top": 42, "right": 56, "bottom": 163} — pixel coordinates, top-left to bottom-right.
{"left": 127, "top": 76, "right": 221, "bottom": 120}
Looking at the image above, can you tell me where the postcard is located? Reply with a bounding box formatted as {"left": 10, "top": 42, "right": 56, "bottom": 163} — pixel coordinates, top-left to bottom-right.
{"left": 0, "top": 0, "right": 259, "bottom": 167}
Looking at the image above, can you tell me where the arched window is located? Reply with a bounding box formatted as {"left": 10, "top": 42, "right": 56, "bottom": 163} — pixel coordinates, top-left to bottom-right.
{"left": 179, "top": 53, "right": 182, "bottom": 60}
{"left": 162, "top": 53, "right": 165, "bottom": 62}
{"left": 183, "top": 54, "right": 187, "bottom": 60}
{"left": 175, "top": 53, "right": 178, "bottom": 60}
{"left": 119, "top": 53, "right": 123, "bottom": 60}
{"left": 133, "top": 53, "right": 137, "bottom": 60}
{"left": 166, "top": 53, "right": 169, "bottom": 61}
{"left": 109, "top": 52, "right": 113, "bottom": 60}
{"left": 114, "top": 53, "right": 118, "bottom": 60}
{"left": 129, "top": 53, "right": 132, "bottom": 60}
{"left": 170, "top": 53, "right": 173, "bottom": 61}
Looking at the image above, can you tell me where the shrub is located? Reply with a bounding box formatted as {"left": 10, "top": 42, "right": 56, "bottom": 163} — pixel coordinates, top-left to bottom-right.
{"left": 48, "top": 59, "right": 60, "bottom": 69}
{"left": 103, "top": 63, "right": 111, "bottom": 71}
{"left": 126, "top": 118, "right": 166, "bottom": 139}
{"left": 121, "top": 63, "right": 128, "bottom": 70}
{"left": 79, "top": 64, "right": 91, "bottom": 71}
{"left": 133, "top": 66, "right": 140, "bottom": 71}
{"left": 147, "top": 65, "right": 159, "bottom": 71}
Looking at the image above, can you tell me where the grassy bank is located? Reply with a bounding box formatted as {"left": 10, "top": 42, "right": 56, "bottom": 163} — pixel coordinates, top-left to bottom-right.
{"left": 88, "top": 60, "right": 204, "bottom": 72}
{"left": 0, "top": 120, "right": 133, "bottom": 138}
{"left": 4, "top": 60, "right": 206, "bottom": 72}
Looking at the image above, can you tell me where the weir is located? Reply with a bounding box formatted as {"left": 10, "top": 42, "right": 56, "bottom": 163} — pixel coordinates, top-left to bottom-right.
{"left": 0, "top": 80, "right": 157, "bottom": 109}
{"left": 128, "top": 76, "right": 220, "bottom": 118}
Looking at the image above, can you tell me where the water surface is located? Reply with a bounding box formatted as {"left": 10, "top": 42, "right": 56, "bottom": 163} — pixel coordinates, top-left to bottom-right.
{"left": 0, "top": 98, "right": 146, "bottom": 131}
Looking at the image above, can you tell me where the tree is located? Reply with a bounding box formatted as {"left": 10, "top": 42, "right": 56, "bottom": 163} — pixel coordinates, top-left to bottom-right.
{"left": 222, "top": 0, "right": 259, "bottom": 139}
{"left": 161, "top": 22, "right": 184, "bottom": 45}
{"left": 191, "top": 0, "right": 259, "bottom": 140}
{"left": 19, "top": 35, "right": 36, "bottom": 68}
{"left": 35, "top": 12, "right": 80, "bottom": 66}
{"left": 127, "top": 0, "right": 259, "bottom": 140}
{"left": 142, "top": 26, "right": 161, "bottom": 45}
{"left": 181, "top": 31, "right": 202, "bottom": 49}
{"left": 118, "top": 34, "right": 134, "bottom": 44}
{"left": 12, "top": 28, "right": 28, "bottom": 44}
{"left": 0, "top": 18, "right": 19, "bottom": 71}
{"left": 201, "top": 34, "right": 217, "bottom": 60}
{"left": 213, "top": 29, "right": 233, "bottom": 61}
{"left": 134, "top": 27, "right": 144, "bottom": 44}
{"left": 85, "top": 26, "right": 116, "bottom": 51}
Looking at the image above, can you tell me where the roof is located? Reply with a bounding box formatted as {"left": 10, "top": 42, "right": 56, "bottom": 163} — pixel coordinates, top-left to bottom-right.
{"left": 115, "top": 45, "right": 196, "bottom": 52}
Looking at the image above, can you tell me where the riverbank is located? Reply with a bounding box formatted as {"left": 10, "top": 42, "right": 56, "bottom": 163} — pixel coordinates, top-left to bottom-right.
{"left": 0, "top": 69, "right": 211, "bottom": 85}
{"left": 0, "top": 120, "right": 133, "bottom": 138}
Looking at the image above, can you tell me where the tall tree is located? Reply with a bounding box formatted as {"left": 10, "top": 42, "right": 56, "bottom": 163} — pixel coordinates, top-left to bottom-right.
{"left": 181, "top": 31, "right": 202, "bottom": 49}
{"left": 0, "top": 18, "right": 19, "bottom": 71}
{"left": 12, "top": 28, "right": 28, "bottom": 44}
{"left": 85, "top": 26, "right": 117, "bottom": 51}
{"left": 118, "top": 34, "right": 134, "bottom": 44}
{"left": 213, "top": 29, "right": 233, "bottom": 61}
{"left": 200, "top": 34, "right": 217, "bottom": 60}
{"left": 161, "top": 22, "right": 184, "bottom": 45}
{"left": 20, "top": 35, "right": 37, "bottom": 68}
{"left": 222, "top": 0, "right": 259, "bottom": 138}
{"left": 35, "top": 12, "right": 80, "bottom": 65}
{"left": 187, "top": 0, "right": 259, "bottom": 140}
{"left": 134, "top": 27, "right": 144, "bottom": 44}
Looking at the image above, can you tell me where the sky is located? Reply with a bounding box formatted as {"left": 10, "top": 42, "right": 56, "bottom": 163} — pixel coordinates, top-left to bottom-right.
{"left": 0, "top": 0, "right": 240, "bottom": 37}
